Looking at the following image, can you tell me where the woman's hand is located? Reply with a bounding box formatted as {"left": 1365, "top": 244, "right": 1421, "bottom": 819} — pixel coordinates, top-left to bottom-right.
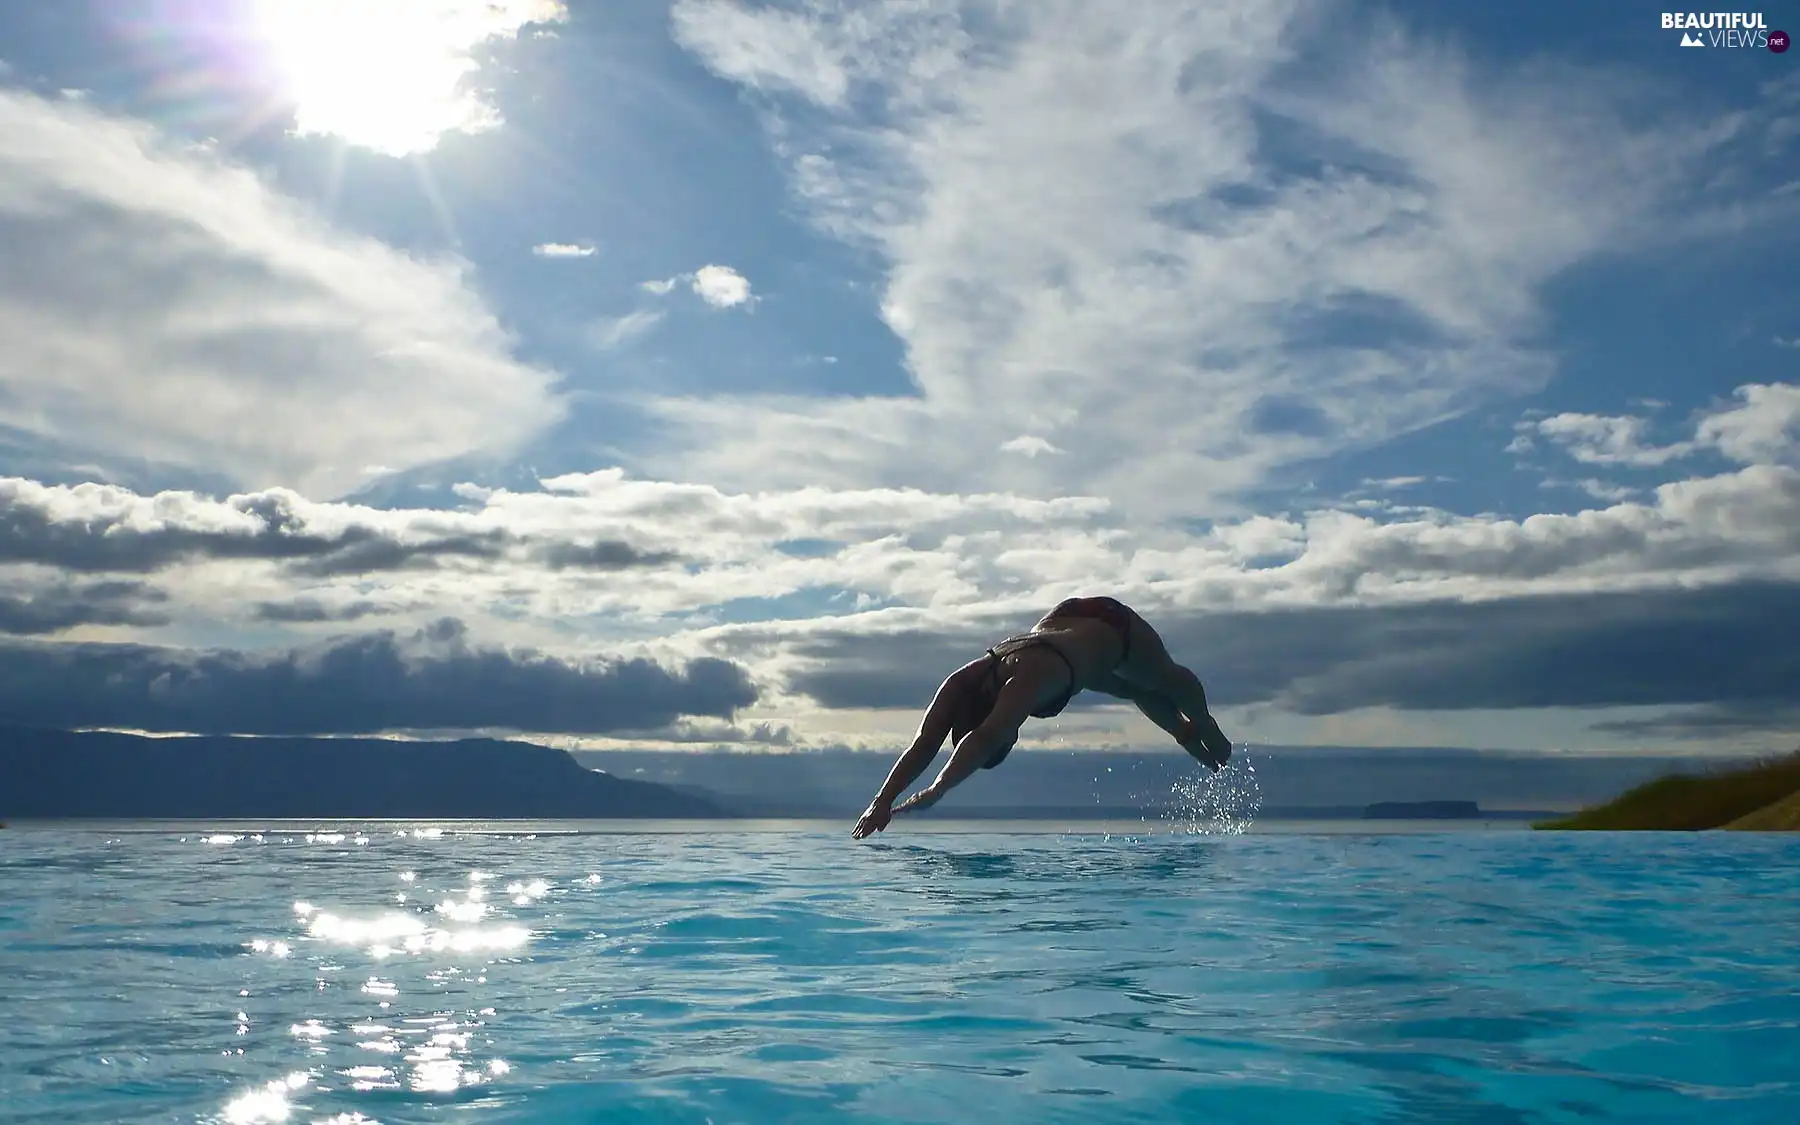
{"left": 851, "top": 800, "right": 893, "bottom": 839}
{"left": 892, "top": 784, "right": 945, "bottom": 816}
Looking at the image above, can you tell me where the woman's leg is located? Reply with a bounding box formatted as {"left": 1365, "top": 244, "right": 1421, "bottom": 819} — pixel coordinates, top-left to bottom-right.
{"left": 1090, "top": 673, "right": 1186, "bottom": 741}
{"left": 1111, "top": 611, "right": 1233, "bottom": 769}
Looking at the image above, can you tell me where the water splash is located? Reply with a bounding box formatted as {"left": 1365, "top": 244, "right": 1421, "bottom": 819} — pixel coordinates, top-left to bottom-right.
{"left": 1157, "top": 744, "right": 1264, "bottom": 835}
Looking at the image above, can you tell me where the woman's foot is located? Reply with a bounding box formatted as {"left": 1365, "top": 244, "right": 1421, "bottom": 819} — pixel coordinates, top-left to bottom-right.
{"left": 1179, "top": 715, "right": 1233, "bottom": 771}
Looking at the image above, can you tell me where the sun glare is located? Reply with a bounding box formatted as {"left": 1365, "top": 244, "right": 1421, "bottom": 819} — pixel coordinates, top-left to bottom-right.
{"left": 250, "top": 0, "right": 564, "bottom": 157}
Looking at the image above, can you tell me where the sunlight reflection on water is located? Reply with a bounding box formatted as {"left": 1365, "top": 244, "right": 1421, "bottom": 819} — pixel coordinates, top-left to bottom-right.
{"left": 220, "top": 1070, "right": 308, "bottom": 1124}
{"left": 229, "top": 858, "right": 532, "bottom": 1115}
{"left": 285, "top": 877, "right": 532, "bottom": 959}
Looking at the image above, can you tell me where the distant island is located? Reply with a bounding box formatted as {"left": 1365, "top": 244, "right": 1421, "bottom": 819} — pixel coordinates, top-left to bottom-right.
{"left": 1536, "top": 750, "right": 1800, "bottom": 831}
{"left": 0, "top": 727, "right": 723, "bottom": 820}
{"left": 1363, "top": 800, "right": 1482, "bottom": 820}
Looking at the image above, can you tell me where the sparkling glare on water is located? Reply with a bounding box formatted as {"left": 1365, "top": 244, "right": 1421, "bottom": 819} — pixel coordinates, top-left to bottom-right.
{"left": 1164, "top": 745, "right": 1264, "bottom": 834}
{"left": 1115, "top": 745, "right": 1265, "bottom": 835}
{"left": 2, "top": 825, "right": 1799, "bottom": 1124}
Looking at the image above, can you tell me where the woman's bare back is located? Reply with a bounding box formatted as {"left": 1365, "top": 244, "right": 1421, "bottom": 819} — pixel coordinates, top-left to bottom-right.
{"left": 1006, "top": 616, "right": 1125, "bottom": 689}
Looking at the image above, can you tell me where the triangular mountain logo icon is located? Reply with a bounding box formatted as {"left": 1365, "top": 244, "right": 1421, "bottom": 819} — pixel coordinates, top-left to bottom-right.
{"left": 1680, "top": 31, "right": 1705, "bottom": 46}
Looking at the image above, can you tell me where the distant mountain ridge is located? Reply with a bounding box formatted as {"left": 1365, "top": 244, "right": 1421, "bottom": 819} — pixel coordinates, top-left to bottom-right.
{"left": 0, "top": 727, "right": 723, "bottom": 819}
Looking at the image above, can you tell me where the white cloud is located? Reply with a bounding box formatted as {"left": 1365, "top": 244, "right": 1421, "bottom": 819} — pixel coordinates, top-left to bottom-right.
{"left": 590, "top": 309, "right": 665, "bottom": 351}
{"left": 669, "top": 0, "right": 853, "bottom": 106}
{"left": 1531, "top": 413, "right": 1695, "bottom": 467}
{"left": 0, "top": 471, "right": 1121, "bottom": 648}
{"left": 1209, "top": 514, "right": 1309, "bottom": 565}
{"left": 1555, "top": 479, "right": 1637, "bottom": 504}
{"left": 6, "top": 383, "right": 1791, "bottom": 651}
{"left": 1775, "top": 336, "right": 1800, "bottom": 349}
{"left": 1695, "top": 383, "right": 1800, "bottom": 466}
{"left": 1000, "top": 435, "right": 1061, "bottom": 458}
{"left": 691, "top": 264, "right": 754, "bottom": 309}
{"left": 1580, "top": 481, "right": 1635, "bottom": 503}
{"left": 532, "top": 242, "right": 596, "bottom": 258}
{"left": 0, "top": 90, "right": 565, "bottom": 499}
{"left": 1523, "top": 385, "right": 1799, "bottom": 472}
{"left": 652, "top": 0, "right": 1756, "bottom": 518}
{"left": 637, "top": 266, "right": 755, "bottom": 308}
{"left": 1275, "top": 463, "right": 1800, "bottom": 604}
{"left": 1230, "top": 387, "right": 1800, "bottom": 603}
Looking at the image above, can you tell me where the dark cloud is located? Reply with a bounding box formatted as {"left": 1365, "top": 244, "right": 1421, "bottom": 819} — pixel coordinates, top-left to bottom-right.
{"left": 745, "top": 721, "right": 794, "bottom": 746}
{"left": 0, "top": 481, "right": 682, "bottom": 577}
{"left": 768, "top": 623, "right": 1008, "bottom": 710}
{"left": 532, "top": 540, "right": 683, "bottom": 571}
{"left": 252, "top": 598, "right": 388, "bottom": 624}
{"left": 0, "top": 618, "right": 758, "bottom": 735}
{"left": 1589, "top": 703, "right": 1800, "bottom": 742}
{"left": 777, "top": 582, "right": 1800, "bottom": 723}
{"left": 0, "top": 485, "right": 495, "bottom": 574}
{"left": 0, "top": 580, "right": 168, "bottom": 635}
{"left": 1258, "top": 582, "right": 1797, "bottom": 716}
{"left": 285, "top": 529, "right": 508, "bottom": 577}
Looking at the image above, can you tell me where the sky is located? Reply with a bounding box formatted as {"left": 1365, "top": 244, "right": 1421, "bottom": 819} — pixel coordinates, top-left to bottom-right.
{"left": 0, "top": 0, "right": 1796, "bottom": 764}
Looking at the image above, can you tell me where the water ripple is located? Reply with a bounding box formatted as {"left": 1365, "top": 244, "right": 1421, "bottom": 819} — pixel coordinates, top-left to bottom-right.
{"left": 0, "top": 825, "right": 1796, "bottom": 1123}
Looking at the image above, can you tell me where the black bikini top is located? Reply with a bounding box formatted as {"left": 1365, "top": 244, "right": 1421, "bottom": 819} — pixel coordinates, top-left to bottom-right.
{"left": 981, "top": 634, "right": 1078, "bottom": 720}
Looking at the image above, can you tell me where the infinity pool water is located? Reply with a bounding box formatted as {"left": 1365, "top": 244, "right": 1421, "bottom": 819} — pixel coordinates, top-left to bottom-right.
{"left": 2, "top": 824, "right": 1797, "bottom": 1123}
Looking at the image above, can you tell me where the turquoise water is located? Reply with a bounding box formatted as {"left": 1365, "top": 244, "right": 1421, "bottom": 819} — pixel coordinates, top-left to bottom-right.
{"left": 2, "top": 824, "right": 1798, "bottom": 1124}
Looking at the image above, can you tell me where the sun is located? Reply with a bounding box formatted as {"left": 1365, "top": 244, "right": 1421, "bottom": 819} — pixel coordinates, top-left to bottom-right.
{"left": 249, "top": 0, "right": 563, "bottom": 157}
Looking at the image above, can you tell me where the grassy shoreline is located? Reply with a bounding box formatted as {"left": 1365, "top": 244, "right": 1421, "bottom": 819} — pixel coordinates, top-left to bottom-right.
{"left": 1534, "top": 750, "right": 1800, "bottom": 831}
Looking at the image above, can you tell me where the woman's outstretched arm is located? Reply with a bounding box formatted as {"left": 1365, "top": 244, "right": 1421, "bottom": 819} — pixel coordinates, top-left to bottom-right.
{"left": 892, "top": 674, "right": 1039, "bottom": 815}
{"left": 851, "top": 664, "right": 974, "bottom": 838}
